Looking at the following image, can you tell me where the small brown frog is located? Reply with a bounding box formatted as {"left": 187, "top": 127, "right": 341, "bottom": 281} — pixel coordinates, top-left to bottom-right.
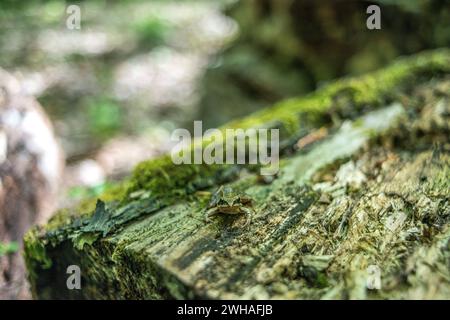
{"left": 205, "top": 186, "right": 254, "bottom": 226}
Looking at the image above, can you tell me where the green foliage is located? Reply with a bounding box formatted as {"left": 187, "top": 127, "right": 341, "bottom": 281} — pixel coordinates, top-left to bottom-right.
{"left": 87, "top": 99, "right": 123, "bottom": 139}
{"left": 23, "top": 230, "right": 52, "bottom": 272}
{"left": 68, "top": 182, "right": 114, "bottom": 200}
{"left": 133, "top": 16, "right": 171, "bottom": 49}
{"left": 0, "top": 241, "right": 19, "bottom": 257}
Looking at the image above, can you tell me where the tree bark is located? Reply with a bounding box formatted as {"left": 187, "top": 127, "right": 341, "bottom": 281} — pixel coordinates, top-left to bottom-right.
{"left": 0, "top": 69, "right": 64, "bottom": 299}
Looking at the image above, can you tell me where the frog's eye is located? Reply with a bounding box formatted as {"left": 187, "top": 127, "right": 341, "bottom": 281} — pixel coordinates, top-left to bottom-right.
{"left": 222, "top": 187, "right": 233, "bottom": 195}
{"left": 233, "top": 198, "right": 241, "bottom": 205}
{"left": 218, "top": 199, "right": 228, "bottom": 206}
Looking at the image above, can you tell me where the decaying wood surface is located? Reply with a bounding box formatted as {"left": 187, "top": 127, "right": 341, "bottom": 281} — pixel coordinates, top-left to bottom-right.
{"left": 24, "top": 50, "right": 449, "bottom": 299}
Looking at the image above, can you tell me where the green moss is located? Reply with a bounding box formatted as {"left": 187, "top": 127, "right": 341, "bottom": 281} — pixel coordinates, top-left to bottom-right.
{"left": 123, "top": 49, "right": 449, "bottom": 203}
{"left": 100, "top": 180, "right": 129, "bottom": 202}
{"left": 424, "top": 152, "right": 450, "bottom": 196}
{"left": 42, "top": 180, "right": 129, "bottom": 235}
{"left": 227, "top": 49, "right": 449, "bottom": 132}
{"left": 24, "top": 230, "right": 50, "bottom": 268}
{"left": 129, "top": 155, "right": 231, "bottom": 199}
{"left": 22, "top": 180, "right": 131, "bottom": 290}
{"left": 23, "top": 228, "right": 52, "bottom": 287}
{"left": 44, "top": 208, "right": 74, "bottom": 232}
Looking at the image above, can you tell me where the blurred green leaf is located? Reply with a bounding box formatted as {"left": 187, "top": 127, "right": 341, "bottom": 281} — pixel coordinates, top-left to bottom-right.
{"left": 87, "top": 99, "right": 122, "bottom": 139}
{"left": 68, "top": 182, "right": 112, "bottom": 200}
{"left": 0, "top": 241, "right": 19, "bottom": 257}
{"left": 133, "top": 16, "right": 171, "bottom": 48}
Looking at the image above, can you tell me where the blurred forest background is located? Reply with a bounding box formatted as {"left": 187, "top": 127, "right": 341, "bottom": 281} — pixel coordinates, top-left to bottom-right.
{"left": 0, "top": 0, "right": 449, "bottom": 299}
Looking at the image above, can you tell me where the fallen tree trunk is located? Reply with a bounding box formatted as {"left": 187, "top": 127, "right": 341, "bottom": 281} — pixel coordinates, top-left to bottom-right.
{"left": 24, "top": 49, "right": 450, "bottom": 299}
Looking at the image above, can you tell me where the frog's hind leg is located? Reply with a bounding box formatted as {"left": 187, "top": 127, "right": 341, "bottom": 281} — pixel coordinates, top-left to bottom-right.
{"left": 243, "top": 215, "right": 251, "bottom": 228}
{"left": 205, "top": 208, "right": 217, "bottom": 223}
{"left": 204, "top": 209, "right": 224, "bottom": 233}
{"left": 241, "top": 207, "right": 254, "bottom": 228}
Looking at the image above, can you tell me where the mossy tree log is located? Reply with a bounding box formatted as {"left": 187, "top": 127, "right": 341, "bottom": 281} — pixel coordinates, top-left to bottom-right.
{"left": 24, "top": 50, "right": 450, "bottom": 299}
